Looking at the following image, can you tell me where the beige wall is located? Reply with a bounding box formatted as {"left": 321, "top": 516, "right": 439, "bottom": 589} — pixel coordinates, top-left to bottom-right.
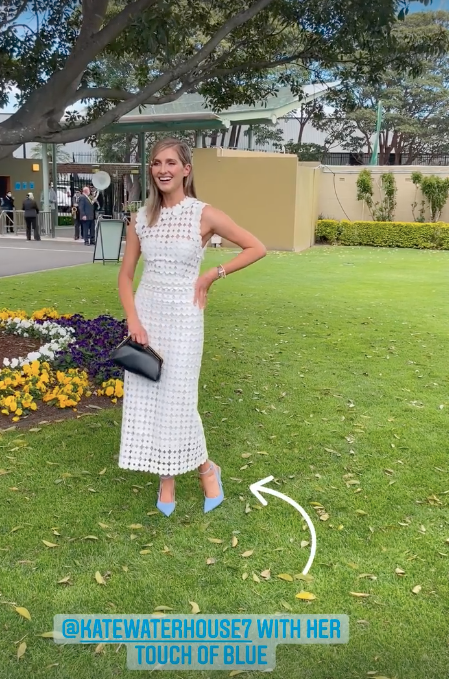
{"left": 193, "top": 148, "right": 317, "bottom": 251}
{"left": 318, "top": 166, "right": 449, "bottom": 223}
{"left": 0, "top": 158, "right": 43, "bottom": 206}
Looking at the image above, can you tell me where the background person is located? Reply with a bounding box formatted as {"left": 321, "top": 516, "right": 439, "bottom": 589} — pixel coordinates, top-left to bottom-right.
{"left": 2, "top": 191, "right": 15, "bottom": 233}
{"left": 117, "top": 137, "right": 266, "bottom": 517}
{"left": 72, "top": 189, "right": 81, "bottom": 240}
{"left": 22, "top": 192, "right": 40, "bottom": 241}
{"left": 78, "top": 186, "right": 95, "bottom": 245}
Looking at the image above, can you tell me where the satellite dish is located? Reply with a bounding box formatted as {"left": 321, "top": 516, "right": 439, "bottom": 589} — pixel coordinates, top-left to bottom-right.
{"left": 92, "top": 171, "right": 111, "bottom": 190}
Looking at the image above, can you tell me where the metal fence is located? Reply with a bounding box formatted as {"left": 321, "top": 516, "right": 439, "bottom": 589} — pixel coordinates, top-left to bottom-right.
{"left": 0, "top": 210, "right": 53, "bottom": 236}
{"left": 57, "top": 173, "right": 126, "bottom": 217}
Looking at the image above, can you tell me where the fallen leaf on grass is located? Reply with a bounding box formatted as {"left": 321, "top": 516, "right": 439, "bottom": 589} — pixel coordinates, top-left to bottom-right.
{"left": 295, "top": 591, "right": 316, "bottom": 601}
{"left": 281, "top": 600, "right": 292, "bottom": 611}
{"left": 154, "top": 606, "right": 173, "bottom": 612}
{"left": 190, "top": 601, "right": 200, "bottom": 614}
{"left": 319, "top": 514, "right": 330, "bottom": 521}
{"left": 358, "top": 574, "right": 377, "bottom": 580}
{"left": 277, "top": 573, "right": 293, "bottom": 582}
{"left": 95, "top": 643, "right": 105, "bottom": 654}
{"left": 231, "top": 536, "right": 238, "bottom": 548}
{"left": 355, "top": 510, "right": 368, "bottom": 516}
{"left": 206, "top": 558, "right": 216, "bottom": 565}
{"left": 229, "top": 672, "right": 246, "bottom": 677}
{"left": 17, "top": 642, "right": 26, "bottom": 659}
{"left": 395, "top": 568, "right": 405, "bottom": 576}
{"left": 57, "top": 575, "right": 72, "bottom": 585}
{"left": 300, "top": 540, "right": 309, "bottom": 548}
{"left": 294, "top": 573, "right": 314, "bottom": 582}
{"left": 412, "top": 585, "right": 422, "bottom": 594}
{"left": 37, "top": 631, "right": 64, "bottom": 640}
{"left": 42, "top": 540, "right": 58, "bottom": 548}
{"left": 95, "top": 571, "right": 106, "bottom": 585}
{"left": 15, "top": 607, "right": 31, "bottom": 621}
{"left": 83, "top": 535, "right": 99, "bottom": 541}
{"left": 252, "top": 573, "right": 260, "bottom": 583}
{"left": 241, "top": 550, "right": 254, "bottom": 558}
{"left": 98, "top": 523, "right": 109, "bottom": 529}
{"left": 139, "top": 550, "right": 151, "bottom": 555}
{"left": 208, "top": 538, "right": 223, "bottom": 544}
{"left": 128, "top": 524, "right": 143, "bottom": 530}
{"left": 349, "top": 592, "right": 370, "bottom": 598}
{"left": 242, "top": 573, "right": 248, "bottom": 580}
{"left": 260, "top": 569, "right": 271, "bottom": 579}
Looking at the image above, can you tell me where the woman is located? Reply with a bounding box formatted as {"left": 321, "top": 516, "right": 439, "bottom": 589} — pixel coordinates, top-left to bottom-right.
{"left": 22, "top": 192, "right": 40, "bottom": 241}
{"left": 117, "top": 137, "right": 266, "bottom": 516}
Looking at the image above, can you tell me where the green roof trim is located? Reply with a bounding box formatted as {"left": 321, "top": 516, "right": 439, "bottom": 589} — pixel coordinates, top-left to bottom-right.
{"left": 103, "top": 82, "right": 339, "bottom": 135}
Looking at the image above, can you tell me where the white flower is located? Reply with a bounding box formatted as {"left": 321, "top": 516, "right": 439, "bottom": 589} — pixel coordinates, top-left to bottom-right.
{"left": 3, "top": 357, "right": 10, "bottom": 366}
{"left": 10, "top": 358, "right": 19, "bottom": 369}
{"left": 27, "top": 351, "right": 41, "bottom": 362}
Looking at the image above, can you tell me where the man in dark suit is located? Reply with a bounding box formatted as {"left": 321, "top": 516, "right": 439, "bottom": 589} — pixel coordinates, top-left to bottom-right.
{"left": 78, "top": 187, "right": 95, "bottom": 245}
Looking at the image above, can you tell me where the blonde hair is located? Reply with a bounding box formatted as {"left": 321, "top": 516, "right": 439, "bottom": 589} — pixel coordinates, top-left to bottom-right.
{"left": 146, "top": 137, "right": 196, "bottom": 226}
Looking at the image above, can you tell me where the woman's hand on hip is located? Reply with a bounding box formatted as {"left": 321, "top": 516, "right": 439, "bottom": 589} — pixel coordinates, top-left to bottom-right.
{"left": 127, "top": 318, "right": 149, "bottom": 346}
{"left": 194, "top": 270, "right": 216, "bottom": 310}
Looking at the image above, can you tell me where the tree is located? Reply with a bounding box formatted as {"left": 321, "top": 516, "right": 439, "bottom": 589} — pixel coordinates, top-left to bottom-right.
{"left": 315, "top": 11, "right": 449, "bottom": 164}
{"left": 0, "top": 0, "right": 441, "bottom": 159}
{"left": 30, "top": 143, "right": 71, "bottom": 163}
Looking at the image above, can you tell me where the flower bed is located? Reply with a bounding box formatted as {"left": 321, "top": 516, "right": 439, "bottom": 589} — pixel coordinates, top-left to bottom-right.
{"left": 0, "top": 308, "right": 126, "bottom": 424}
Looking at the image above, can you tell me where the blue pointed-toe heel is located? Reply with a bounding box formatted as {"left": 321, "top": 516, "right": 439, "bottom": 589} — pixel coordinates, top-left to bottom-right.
{"left": 200, "top": 462, "right": 224, "bottom": 514}
{"left": 156, "top": 476, "right": 176, "bottom": 517}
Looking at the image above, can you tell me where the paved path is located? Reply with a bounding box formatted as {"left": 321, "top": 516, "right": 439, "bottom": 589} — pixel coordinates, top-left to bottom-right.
{"left": 0, "top": 235, "right": 124, "bottom": 277}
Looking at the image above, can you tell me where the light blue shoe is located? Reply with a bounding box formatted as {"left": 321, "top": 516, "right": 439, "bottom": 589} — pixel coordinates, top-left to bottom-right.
{"left": 200, "top": 462, "right": 224, "bottom": 513}
{"left": 156, "top": 476, "right": 176, "bottom": 517}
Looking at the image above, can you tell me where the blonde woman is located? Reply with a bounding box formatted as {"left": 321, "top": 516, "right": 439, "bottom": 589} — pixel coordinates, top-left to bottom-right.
{"left": 117, "top": 137, "right": 266, "bottom": 516}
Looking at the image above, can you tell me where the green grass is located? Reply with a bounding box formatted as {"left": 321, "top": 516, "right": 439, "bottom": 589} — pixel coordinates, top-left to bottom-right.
{"left": 1, "top": 246, "right": 449, "bottom": 679}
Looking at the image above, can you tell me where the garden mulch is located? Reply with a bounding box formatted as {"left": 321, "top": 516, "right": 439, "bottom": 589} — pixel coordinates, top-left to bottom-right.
{"left": 0, "top": 330, "right": 120, "bottom": 432}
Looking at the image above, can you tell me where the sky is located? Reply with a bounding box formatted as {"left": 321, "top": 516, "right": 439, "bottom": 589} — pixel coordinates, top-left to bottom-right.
{"left": 1, "top": 0, "right": 448, "bottom": 113}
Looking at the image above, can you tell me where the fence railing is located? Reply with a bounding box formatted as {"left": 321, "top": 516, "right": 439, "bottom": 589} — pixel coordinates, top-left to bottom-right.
{"left": 0, "top": 210, "right": 53, "bottom": 236}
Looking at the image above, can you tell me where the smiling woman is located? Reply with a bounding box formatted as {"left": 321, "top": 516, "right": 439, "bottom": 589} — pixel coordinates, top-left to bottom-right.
{"left": 117, "top": 137, "right": 267, "bottom": 518}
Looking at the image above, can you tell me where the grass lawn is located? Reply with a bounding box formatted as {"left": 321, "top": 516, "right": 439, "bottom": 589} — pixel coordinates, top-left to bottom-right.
{"left": 0, "top": 245, "right": 449, "bottom": 679}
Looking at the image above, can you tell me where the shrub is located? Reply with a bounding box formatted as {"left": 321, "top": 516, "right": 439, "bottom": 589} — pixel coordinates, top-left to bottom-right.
{"left": 315, "top": 219, "right": 449, "bottom": 250}
{"left": 58, "top": 215, "right": 73, "bottom": 225}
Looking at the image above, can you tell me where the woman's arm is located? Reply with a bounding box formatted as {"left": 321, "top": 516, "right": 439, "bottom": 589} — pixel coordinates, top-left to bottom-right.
{"left": 194, "top": 206, "right": 267, "bottom": 308}
{"left": 118, "top": 213, "right": 148, "bottom": 344}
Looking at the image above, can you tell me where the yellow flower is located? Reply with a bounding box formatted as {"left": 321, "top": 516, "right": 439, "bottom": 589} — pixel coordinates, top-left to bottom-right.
{"left": 12, "top": 416, "right": 20, "bottom": 422}
{"left": 15, "top": 408, "right": 23, "bottom": 416}
{"left": 9, "top": 401, "right": 17, "bottom": 412}
{"left": 30, "top": 403, "right": 37, "bottom": 411}
{"left": 105, "top": 386, "right": 114, "bottom": 397}
{"left": 1, "top": 409, "right": 8, "bottom": 415}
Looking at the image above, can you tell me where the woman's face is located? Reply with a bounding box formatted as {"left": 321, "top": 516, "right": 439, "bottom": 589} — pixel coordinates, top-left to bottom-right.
{"left": 151, "top": 147, "right": 191, "bottom": 194}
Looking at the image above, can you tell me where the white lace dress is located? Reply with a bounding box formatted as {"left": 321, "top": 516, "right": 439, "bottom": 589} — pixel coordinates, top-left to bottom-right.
{"left": 118, "top": 196, "right": 209, "bottom": 476}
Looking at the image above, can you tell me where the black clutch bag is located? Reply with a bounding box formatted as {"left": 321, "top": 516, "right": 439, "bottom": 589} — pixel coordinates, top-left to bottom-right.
{"left": 111, "top": 336, "right": 163, "bottom": 381}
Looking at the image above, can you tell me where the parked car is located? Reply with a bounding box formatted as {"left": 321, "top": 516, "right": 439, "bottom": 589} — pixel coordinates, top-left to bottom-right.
{"left": 57, "top": 186, "right": 72, "bottom": 213}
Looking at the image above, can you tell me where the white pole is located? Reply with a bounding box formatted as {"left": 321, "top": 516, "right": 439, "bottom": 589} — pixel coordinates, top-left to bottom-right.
{"left": 41, "top": 143, "right": 50, "bottom": 211}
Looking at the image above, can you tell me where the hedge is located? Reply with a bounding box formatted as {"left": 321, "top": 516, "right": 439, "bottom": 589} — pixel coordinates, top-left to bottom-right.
{"left": 316, "top": 219, "right": 449, "bottom": 250}
{"left": 58, "top": 215, "right": 73, "bottom": 226}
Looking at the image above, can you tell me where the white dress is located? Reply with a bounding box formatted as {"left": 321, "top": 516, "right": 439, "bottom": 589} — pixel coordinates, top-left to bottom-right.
{"left": 118, "top": 196, "right": 209, "bottom": 476}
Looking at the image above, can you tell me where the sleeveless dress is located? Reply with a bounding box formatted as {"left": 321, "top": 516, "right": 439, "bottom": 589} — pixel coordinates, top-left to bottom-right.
{"left": 118, "top": 196, "right": 209, "bottom": 476}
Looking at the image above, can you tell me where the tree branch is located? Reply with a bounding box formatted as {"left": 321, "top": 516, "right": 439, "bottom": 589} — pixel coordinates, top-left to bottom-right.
{"left": 7, "top": 0, "right": 279, "bottom": 145}
{"left": 0, "top": 0, "right": 30, "bottom": 30}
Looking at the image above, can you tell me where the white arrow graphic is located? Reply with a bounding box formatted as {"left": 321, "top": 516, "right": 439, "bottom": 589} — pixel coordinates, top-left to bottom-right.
{"left": 249, "top": 475, "right": 317, "bottom": 575}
